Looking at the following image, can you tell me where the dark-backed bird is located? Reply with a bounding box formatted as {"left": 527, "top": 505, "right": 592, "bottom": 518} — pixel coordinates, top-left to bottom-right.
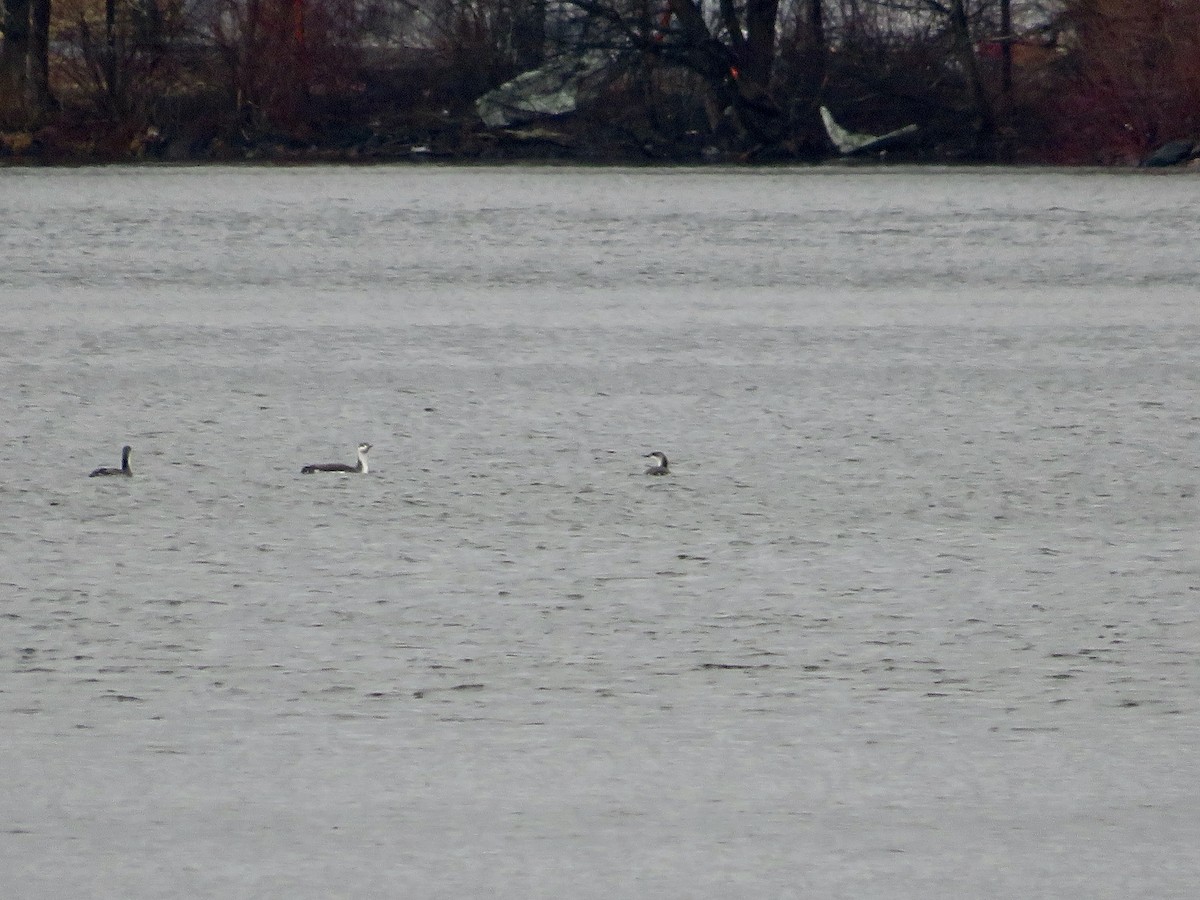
{"left": 301, "top": 443, "right": 371, "bottom": 474}
{"left": 90, "top": 445, "right": 133, "bottom": 477}
{"left": 643, "top": 451, "right": 669, "bottom": 476}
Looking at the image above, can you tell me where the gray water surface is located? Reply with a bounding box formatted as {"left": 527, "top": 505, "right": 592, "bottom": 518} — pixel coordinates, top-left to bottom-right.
{"left": 2, "top": 166, "right": 1199, "bottom": 897}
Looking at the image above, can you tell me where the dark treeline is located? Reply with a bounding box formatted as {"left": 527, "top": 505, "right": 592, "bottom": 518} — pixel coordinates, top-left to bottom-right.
{"left": 1, "top": 0, "right": 1198, "bottom": 164}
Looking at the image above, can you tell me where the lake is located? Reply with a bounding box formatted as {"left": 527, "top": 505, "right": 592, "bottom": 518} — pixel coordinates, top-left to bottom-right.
{"left": 2, "top": 165, "right": 1198, "bottom": 897}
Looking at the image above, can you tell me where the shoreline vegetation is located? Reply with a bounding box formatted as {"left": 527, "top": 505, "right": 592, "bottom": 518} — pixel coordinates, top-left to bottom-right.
{"left": 2, "top": 0, "right": 1199, "bottom": 168}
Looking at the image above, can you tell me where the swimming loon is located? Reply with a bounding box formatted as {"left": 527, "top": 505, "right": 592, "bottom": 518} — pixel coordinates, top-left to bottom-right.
{"left": 643, "top": 451, "right": 669, "bottom": 476}
{"left": 90, "top": 445, "right": 133, "bottom": 477}
{"left": 301, "top": 443, "right": 371, "bottom": 474}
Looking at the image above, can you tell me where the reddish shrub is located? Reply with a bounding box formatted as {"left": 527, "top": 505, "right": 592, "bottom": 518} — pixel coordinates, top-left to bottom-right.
{"left": 1047, "top": 0, "right": 1200, "bottom": 164}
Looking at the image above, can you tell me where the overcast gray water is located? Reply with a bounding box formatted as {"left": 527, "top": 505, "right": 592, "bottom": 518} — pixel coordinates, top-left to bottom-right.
{"left": 2, "top": 165, "right": 1198, "bottom": 897}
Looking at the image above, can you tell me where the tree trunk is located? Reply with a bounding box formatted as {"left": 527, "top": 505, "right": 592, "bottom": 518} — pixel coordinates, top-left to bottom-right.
{"left": 1000, "top": 0, "right": 1012, "bottom": 99}
{"left": 667, "top": 0, "right": 731, "bottom": 83}
{"left": 572, "top": 0, "right": 786, "bottom": 148}
{"left": 513, "top": 0, "right": 546, "bottom": 71}
{"left": 29, "top": 0, "right": 55, "bottom": 111}
{"left": 1, "top": 0, "right": 32, "bottom": 118}
{"left": 742, "top": 0, "right": 779, "bottom": 91}
{"left": 105, "top": 0, "right": 118, "bottom": 113}
{"left": 808, "top": 0, "right": 825, "bottom": 95}
{"left": 945, "top": 0, "right": 994, "bottom": 157}
{"left": 705, "top": 0, "right": 783, "bottom": 141}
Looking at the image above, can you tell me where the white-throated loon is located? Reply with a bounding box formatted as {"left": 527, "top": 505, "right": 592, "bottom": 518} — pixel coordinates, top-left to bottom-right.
{"left": 643, "top": 451, "right": 669, "bottom": 476}
{"left": 301, "top": 442, "right": 371, "bottom": 474}
{"left": 90, "top": 445, "right": 133, "bottom": 477}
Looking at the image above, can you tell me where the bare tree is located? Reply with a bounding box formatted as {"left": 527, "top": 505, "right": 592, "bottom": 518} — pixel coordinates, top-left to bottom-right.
{"left": 413, "top": 0, "right": 552, "bottom": 108}
{"left": 558, "top": 0, "right": 791, "bottom": 148}
{"left": 1, "top": 0, "right": 32, "bottom": 118}
{"left": 204, "top": 0, "right": 368, "bottom": 133}
{"left": 1049, "top": 0, "right": 1200, "bottom": 162}
{"left": 896, "top": 0, "right": 995, "bottom": 156}
{"left": 0, "top": 0, "right": 56, "bottom": 119}
{"left": 54, "top": 0, "right": 194, "bottom": 120}
{"left": 29, "top": 0, "right": 54, "bottom": 109}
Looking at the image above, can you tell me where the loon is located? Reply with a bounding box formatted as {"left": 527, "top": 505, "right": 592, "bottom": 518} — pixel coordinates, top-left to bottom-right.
{"left": 643, "top": 451, "right": 670, "bottom": 476}
{"left": 301, "top": 443, "right": 371, "bottom": 474}
{"left": 90, "top": 445, "right": 133, "bottom": 477}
